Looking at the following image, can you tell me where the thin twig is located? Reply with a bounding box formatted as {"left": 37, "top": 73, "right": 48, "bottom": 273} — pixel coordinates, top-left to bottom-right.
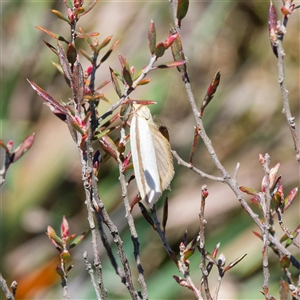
{"left": 98, "top": 56, "right": 157, "bottom": 124}
{"left": 94, "top": 211, "right": 126, "bottom": 283}
{"left": 199, "top": 185, "right": 212, "bottom": 300}
{"left": 0, "top": 273, "right": 15, "bottom": 300}
{"left": 93, "top": 194, "right": 140, "bottom": 300}
{"left": 169, "top": 0, "right": 300, "bottom": 277}
{"left": 213, "top": 274, "right": 222, "bottom": 300}
{"left": 172, "top": 150, "right": 224, "bottom": 182}
{"left": 118, "top": 132, "right": 148, "bottom": 300}
{"left": 276, "top": 38, "right": 300, "bottom": 162}
{"left": 83, "top": 251, "right": 103, "bottom": 300}
{"left": 79, "top": 140, "right": 107, "bottom": 299}
{"left": 261, "top": 154, "right": 271, "bottom": 299}
{"left": 151, "top": 207, "right": 177, "bottom": 261}
{"left": 276, "top": 208, "right": 300, "bottom": 248}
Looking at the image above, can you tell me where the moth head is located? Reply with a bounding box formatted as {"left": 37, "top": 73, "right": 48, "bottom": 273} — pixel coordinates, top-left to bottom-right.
{"left": 132, "top": 104, "right": 152, "bottom": 120}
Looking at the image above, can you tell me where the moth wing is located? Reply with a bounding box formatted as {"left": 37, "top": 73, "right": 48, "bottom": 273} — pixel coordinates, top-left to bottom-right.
{"left": 130, "top": 114, "right": 161, "bottom": 206}
{"left": 148, "top": 123, "right": 174, "bottom": 191}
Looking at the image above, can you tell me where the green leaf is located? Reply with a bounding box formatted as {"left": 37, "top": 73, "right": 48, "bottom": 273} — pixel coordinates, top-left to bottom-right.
{"left": 122, "top": 66, "right": 133, "bottom": 87}
{"left": 239, "top": 186, "right": 257, "bottom": 195}
{"left": 64, "top": 0, "right": 73, "bottom": 9}
{"left": 148, "top": 20, "right": 156, "bottom": 55}
{"left": 177, "top": 0, "right": 189, "bottom": 27}
{"left": 69, "top": 230, "right": 88, "bottom": 249}
{"left": 110, "top": 67, "right": 122, "bottom": 97}
{"left": 67, "top": 43, "right": 77, "bottom": 65}
{"left": 79, "top": 49, "right": 93, "bottom": 63}
{"left": 51, "top": 9, "right": 71, "bottom": 24}
{"left": 79, "top": 27, "right": 96, "bottom": 52}
{"left": 100, "top": 40, "right": 119, "bottom": 63}
{"left": 154, "top": 42, "right": 165, "bottom": 58}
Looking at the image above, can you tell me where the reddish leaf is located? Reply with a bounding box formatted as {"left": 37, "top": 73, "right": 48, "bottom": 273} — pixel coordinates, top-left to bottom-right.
{"left": 43, "top": 40, "right": 58, "bottom": 56}
{"left": 35, "top": 26, "right": 68, "bottom": 43}
{"left": 163, "top": 33, "right": 179, "bottom": 49}
{"left": 183, "top": 235, "right": 199, "bottom": 261}
{"left": 57, "top": 41, "right": 72, "bottom": 82}
{"left": 79, "top": 27, "right": 96, "bottom": 52}
{"left": 60, "top": 216, "right": 70, "bottom": 239}
{"left": 200, "top": 70, "right": 221, "bottom": 117}
{"left": 71, "top": 61, "right": 84, "bottom": 108}
{"left": 27, "top": 80, "right": 69, "bottom": 115}
{"left": 118, "top": 54, "right": 129, "bottom": 70}
{"left": 46, "top": 226, "right": 63, "bottom": 248}
{"left": 223, "top": 253, "right": 247, "bottom": 274}
{"left": 253, "top": 231, "right": 263, "bottom": 240}
{"left": 12, "top": 133, "right": 35, "bottom": 163}
{"left": 124, "top": 100, "right": 156, "bottom": 106}
{"left": 283, "top": 187, "right": 298, "bottom": 212}
{"left": 81, "top": 0, "right": 98, "bottom": 15}
{"left": 262, "top": 162, "right": 280, "bottom": 192}
{"left": 98, "top": 135, "right": 118, "bottom": 161}
{"left": 268, "top": 1, "right": 278, "bottom": 57}
{"left": 100, "top": 40, "right": 119, "bottom": 64}
{"left": 170, "top": 27, "right": 186, "bottom": 74}
{"left": 156, "top": 60, "right": 186, "bottom": 69}
{"left": 96, "top": 35, "right": 113, "bottom": 53}
{"left": 279, "top": 280, "right": 290, "bottom": 300}
{"left": 96, "top": 79, "right": 110, "bottom": 91}
{"left": 239, "top": 186, "right": 257, "bottom": 195}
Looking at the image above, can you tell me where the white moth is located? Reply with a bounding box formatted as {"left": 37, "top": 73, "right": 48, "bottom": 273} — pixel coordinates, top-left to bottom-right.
{"left": 130, "top": 105, "right": 174, "bottom": 208}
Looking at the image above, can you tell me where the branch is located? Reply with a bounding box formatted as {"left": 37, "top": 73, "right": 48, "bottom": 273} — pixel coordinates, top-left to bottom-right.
{"left": 169, "top": 2, "right": 300, "bottom": 272}
{"left": 276, "top": 39, "right": 300, "bottom": 162}
{"left": 117, "top": 132, "right": 148, "bottom": 299}
{"left": 0, "top": 273, "right": 15, "bottom": 300}
{"left": 198, "top": 185, "right": 212, "bottom": 300}
{"left": 261, "top": 154, "right": 271, "bottom": 299}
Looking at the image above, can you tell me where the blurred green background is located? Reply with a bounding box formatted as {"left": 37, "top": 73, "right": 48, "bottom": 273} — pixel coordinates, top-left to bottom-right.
{"left": 1, "top": 0, "right": 299, "bottom": 299}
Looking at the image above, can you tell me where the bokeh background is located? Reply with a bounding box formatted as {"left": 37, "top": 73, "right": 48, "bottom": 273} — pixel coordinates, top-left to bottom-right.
{"left": 1, "top": 0, "right": 299, "bottom": 299}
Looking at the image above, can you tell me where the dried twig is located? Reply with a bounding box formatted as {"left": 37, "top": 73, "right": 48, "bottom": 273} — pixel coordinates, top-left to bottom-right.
{"left": 261, "top": 154, "right": 272, "bottom": 299}
{"left": 198, "top": 185, "right": 212, "bottom": 300}
{"left": 0, "top": 273, "right": 15, "bottom": 300}
{"left": 276, "top": 27, "right": 300, "bottom": 162}
{"left": 83, "top": 251, "right": 103, "bottom": 300}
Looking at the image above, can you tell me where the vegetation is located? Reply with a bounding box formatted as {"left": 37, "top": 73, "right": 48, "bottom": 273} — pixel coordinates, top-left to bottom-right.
{"left": 1, "top": 1, "right": 299, "bottom": 299}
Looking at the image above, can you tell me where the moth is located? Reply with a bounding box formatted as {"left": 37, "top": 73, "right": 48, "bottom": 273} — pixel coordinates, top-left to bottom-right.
{"left": 130, "top": 105, "right": 174, "bottom": 208}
